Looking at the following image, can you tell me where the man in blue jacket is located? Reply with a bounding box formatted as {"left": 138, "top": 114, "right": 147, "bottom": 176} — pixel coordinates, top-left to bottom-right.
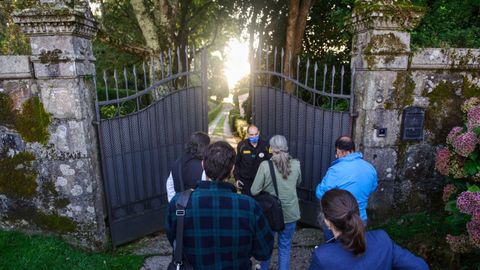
{"left": 315, "top": 136, "right": 378, "bottom": 241}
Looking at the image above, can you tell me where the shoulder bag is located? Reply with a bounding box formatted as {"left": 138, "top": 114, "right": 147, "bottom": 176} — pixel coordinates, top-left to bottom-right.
{"left": 254, "top": 160, "right": 285, "bottom": 232}
{"left": 167, "top": 189, "right": 194, "bottom": 270}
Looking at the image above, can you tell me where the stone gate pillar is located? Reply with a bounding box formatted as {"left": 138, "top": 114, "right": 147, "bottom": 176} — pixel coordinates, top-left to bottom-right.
{"left": 12, "top": 0, "right": 106, "bottom": 249}
{"left": 351, "top": 1, "right": 424, "bottom": 219}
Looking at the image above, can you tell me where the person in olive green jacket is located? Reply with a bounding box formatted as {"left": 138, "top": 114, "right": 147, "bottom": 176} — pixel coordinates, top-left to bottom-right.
{"left": 251, "top": 134, "right": 302, "bottom": 270}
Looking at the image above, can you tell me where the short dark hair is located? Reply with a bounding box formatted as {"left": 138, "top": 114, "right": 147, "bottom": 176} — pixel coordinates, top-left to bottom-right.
{"left": 320, "top": 189, "right": 366, "bottom": 255}
{"left": 185, "top": 131, "right": 210, "bottom": 159}
{"left": 335, "top": 136, "right": 355, "bottom": 152}
{"left": 203, "top": 141, "right": 236, "bottom": 181}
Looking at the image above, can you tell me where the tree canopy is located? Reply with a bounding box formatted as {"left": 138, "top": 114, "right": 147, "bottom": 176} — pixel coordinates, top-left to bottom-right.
{"left": 1, "top": 0, "right": 480, "bottom": 69}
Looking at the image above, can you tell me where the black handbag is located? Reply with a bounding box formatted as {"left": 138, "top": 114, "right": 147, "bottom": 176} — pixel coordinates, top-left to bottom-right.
{"left": 254, "top": 160, "right": 285, "bottom": 232}
{"left": 167, "top": 189, "right": 194, "bottom": 270}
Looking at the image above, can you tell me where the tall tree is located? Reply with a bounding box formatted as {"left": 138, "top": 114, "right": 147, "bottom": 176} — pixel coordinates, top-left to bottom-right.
{"left": 283, "top": 0, "right": 316, "bottom": 92}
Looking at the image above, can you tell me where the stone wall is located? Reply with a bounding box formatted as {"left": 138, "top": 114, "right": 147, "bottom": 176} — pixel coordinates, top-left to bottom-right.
{"left": 0, "top": 1, "right": 106, "bottom": 251}
{"left": 352, "top": 2, "right": 480, "bottom": 222}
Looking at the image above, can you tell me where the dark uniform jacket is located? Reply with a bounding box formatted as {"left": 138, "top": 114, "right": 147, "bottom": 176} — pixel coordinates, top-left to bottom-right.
{"left": 234, "top": 139, "right": 271, "bottom": 195}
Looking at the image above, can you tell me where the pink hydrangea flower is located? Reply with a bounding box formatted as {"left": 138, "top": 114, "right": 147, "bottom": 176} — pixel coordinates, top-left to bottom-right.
{"left": 467, "top": 106, "right": 480, "bottom": 131}
{"left": 447, "top": 127, "right": 463, "bottom": 146}
{"left": 442, "top": 184, "right": 457, "bottom": 202}
{"left": 435, "top": 148, "right": 450, "bottom": 176}
{"left": 462, "top": 97, "right": 480, "bottom": 113}
{"left": 446, "top": 234, "right": 474, "bottom": 253}
{"left": 452, "top": 131, "right": 477, "bottom": 157}
{"left": 456, "top": 191, "right": 480, "bottom": 215}
{"left": 467, "top": 217, "right": 480, "bottom": 248}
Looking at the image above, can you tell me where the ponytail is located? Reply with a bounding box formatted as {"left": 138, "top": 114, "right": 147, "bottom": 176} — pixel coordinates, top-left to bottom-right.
{"left": 320, "top": 189, "right": 366, "bottom": 256}
{"left": 338, "top": 211, "right": 366, "bottom": 255}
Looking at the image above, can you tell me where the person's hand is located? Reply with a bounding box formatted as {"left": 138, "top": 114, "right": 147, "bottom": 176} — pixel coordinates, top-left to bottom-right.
{"left": 235, "top": 180, "right": 244, "bottom": 190}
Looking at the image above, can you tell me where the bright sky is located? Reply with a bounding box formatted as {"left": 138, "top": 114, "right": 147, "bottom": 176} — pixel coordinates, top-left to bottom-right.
{"left": 224, "top": 38, "right": 250, "bottom": 90}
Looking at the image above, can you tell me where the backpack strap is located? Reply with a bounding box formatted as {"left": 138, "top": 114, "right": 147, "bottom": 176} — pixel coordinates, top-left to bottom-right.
{"left": 173, "top": 189, "right": 193, "bottom": 265}
{"left": 268, "top": 160, "right": 280, "bottom": 197}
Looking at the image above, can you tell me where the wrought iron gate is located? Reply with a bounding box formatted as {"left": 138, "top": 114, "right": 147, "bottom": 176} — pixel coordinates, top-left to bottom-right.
{"left": 251, "top": 48, "right": 354, "bottom": 226}
{"left": 95, "top": 49, "right": 208, "bottom": 247}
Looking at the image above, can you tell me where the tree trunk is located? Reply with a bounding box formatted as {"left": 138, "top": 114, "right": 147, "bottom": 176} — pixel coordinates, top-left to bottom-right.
{"left": 283, "top": 0, "right": 316, "bottom": 94}
{"left": 131, "top": 0, "right": 161, "bottom": 53}
{"left": 283, "top": 0, "right": 299, "bottom": 93}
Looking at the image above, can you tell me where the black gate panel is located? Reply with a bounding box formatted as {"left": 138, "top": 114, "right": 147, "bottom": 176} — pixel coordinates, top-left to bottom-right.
{"left": 251, "top": 48, "right": 354, "bottom": 226}
{"left": 252, "top": 87, "right": 351, "bottom": 226}
{"left": 98, "top": 87, "right": 205, "bottom": 246}
{"left": 95, "top": 49, "right": 208, "bottom": 247}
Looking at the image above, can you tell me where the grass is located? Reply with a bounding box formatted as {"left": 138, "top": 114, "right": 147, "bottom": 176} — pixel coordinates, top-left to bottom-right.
{"left": 0, "top": 230, "right": 144, "bottom": 270}
{"left": 213, "top": 114, "right": 226, "bottom": 136}
{"left": 208, "top": 102, "right": 223, "bottom": 123}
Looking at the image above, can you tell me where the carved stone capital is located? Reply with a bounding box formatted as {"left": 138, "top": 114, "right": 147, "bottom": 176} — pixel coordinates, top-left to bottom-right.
{"left": 12, "top": 2, "right": 97, "bottom": 39}
{"left": 352, "top": 2, "right": 425, "bottom": 33}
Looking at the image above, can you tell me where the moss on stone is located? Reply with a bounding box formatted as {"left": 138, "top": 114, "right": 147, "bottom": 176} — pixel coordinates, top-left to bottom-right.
{"left": 39, "top": 49, "right": 62, "bottom": 64}
{"left": 385, "top": 71, "right": 415, "bottom": 110}
{"left": 364, "top": 33, "right": 407, "bottom": 55}
{"left": 424, "top": 81, "right": 463, "bottom": 144}
{"left": 0, "top": 151, "right": 37, "bottom": 198}
{"left": 463, "top": 76, "right": 480, "bottom": 98}
{"left": 0, "top": 93, "right": 16, "bottom": 127}
{"left": 53, "top": 198, "right": 70, "bottom": 209}
{"left": 353, "top": 1, "right": 425, "bottom": 31}
{"left": 36, "top": 212, "right": 77, "bottom": 233}
{"left": 15, "top": 96, "right": 51, "bottom": 145}
{"left": 42, "top": 180, "right": 70, "bottom": 209}
{"left": 8, "top": 206, "right": 77, "bottom": 233}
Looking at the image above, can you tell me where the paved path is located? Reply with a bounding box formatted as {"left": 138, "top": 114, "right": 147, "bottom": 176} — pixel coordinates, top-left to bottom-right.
{"left": 208, "top": 103, "right": 240, "bottom": 149}
{"left": 208, "top": 103, "right": 224, "bottom": 135}
{"left": 137, "top": 227, "right": 323, "bottom": 270}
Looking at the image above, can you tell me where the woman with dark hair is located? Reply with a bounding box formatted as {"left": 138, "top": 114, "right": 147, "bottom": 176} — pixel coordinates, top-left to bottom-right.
{"left": 251, "top": 135, "right": 302, "bottom": 270}
{"left": 166, "top": 131, "right": 210, "bottom": 201}
{"left": 309, "top": 189, "right": 429, "bottom": 270}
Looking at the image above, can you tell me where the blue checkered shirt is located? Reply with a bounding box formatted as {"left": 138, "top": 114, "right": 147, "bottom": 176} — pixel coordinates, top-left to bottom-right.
{"left": 166, "top": 181, "right": 274, "bottom": 270}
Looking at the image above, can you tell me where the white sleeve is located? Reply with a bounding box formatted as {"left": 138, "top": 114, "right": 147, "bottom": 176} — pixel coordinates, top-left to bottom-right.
{"left": 201, "top": 170, "right": 207, "bottom": 181}
{"left": 166, "top": 171, "right": 175, "bottom": 202}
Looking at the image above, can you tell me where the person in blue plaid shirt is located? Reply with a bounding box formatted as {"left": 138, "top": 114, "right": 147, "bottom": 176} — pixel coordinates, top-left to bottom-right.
{"left": 166, "top": 141, "right": 274, "bottom": 269}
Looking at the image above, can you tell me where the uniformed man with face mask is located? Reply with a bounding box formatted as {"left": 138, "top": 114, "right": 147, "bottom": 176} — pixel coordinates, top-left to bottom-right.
{"left": 234, "top": 125, "right": 271, "bottom": 196}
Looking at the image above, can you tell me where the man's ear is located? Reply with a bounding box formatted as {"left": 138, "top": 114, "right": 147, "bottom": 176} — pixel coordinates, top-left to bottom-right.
{"left": 201, "top": 160, "right": 204, "bottom": 169}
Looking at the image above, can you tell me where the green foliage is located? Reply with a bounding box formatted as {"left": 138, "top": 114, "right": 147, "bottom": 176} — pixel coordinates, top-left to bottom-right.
{"left": 15, "top": 97, "right": 51, "bottom": 145}
{"left": 229, "top": 108, "right": 248, "bottom": 139}
{"left": 0, "top": 151, "right": 37, "bottom": 198}
{"left": 374, "top": 212, "right": 480, "bottom": 269}
{"left": 0, "top": 1, "right": 35, "bottom": 55}
{"left": 303, "top": 0, "right": 354, "bottom": 64}
{"left": 411, "top": 0, "right": 480, "bottom": 48}
{"left": 208, "top": 102, "right": 223, "bottom": 123}
{"left": 0, "top": 230, "right": 143, "bottom": 270}
{"left": 434, "top": 97, "right": 480, "bottom": 254}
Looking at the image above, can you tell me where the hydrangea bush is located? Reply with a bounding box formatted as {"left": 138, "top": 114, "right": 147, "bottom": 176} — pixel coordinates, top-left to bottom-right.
{"left": 435, "top": 97, "right": 480, "bottom": 253}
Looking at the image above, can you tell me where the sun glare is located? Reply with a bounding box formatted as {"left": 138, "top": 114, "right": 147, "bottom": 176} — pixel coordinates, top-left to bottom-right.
{"left": 224, "top": 39, "right": 250, "bottom": 90}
